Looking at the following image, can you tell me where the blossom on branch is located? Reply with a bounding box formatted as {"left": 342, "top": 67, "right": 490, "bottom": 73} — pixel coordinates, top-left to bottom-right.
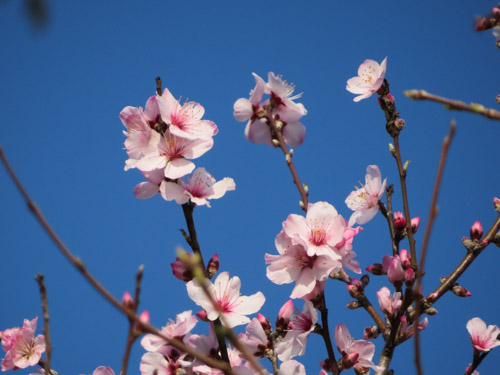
{"left": 466, "top": 317, "right": 500, "bottom": 352}
{"left": 345, "top": 165, "right": 386, "bottom": 227}
{"left": 186, "top": 271, "right": 265, "bottom": 328}
{"left": 346, "top": 57, "right": 387, "bottom": 102}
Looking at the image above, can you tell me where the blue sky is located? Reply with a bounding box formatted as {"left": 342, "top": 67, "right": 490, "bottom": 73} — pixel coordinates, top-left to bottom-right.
{"left": 1, "top": 1, "right": 499, "bottom": 374}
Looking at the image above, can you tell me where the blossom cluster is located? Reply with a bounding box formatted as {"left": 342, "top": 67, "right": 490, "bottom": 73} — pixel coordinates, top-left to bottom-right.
{"left": 120, "top": 87, "right": 235, "bottom": 206}
{"left": 233, "top": 72, "right": 307, "bottom": 147}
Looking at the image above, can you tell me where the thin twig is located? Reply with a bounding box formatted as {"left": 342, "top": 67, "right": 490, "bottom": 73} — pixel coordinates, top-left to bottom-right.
{"left": 35, "top": 274, "right": 54, "bottom": 375}
{"left": 0, "top": 145, "right": 237, "bottom": 375}
{"left": 413, "top": 121, "right": 456, "bottom": 375}
{"left": 120, "top": 265, "right": 144, "bottom": 375}
{"left": 317, "top": 293, "right": 339, "bottom": 375}
{"left": 404, "top": 90, "right": 500, "bottom": 120}
{"left": 378, "top": 185, "right": 398, "bottom": 255}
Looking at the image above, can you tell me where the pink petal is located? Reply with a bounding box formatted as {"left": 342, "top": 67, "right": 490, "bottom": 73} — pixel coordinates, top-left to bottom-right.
{"left": 283, "top": 121, "right": 306, "bottom": 147}
{"left": 134, "top": 181, "right": 160, "bottom": 199}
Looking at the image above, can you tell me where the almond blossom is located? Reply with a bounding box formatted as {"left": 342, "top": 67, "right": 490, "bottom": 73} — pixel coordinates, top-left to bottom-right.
{"left": 281, "top": 201, "right": 346, "bottom": 258}
{"left": 160, "top": 167, "right": 235, "bottom": 207}
{"left": 346, "top": 57, "right": 387, "bottom": 102}
{"left": 345, "top": 165, "right": 386, "bottom": 227}
{"left": 275, "top": 300, "right": 318, "bottom": 361}
{"left": 1, "top": 317, "right": 46, "bottom": 371}
{"left": 466, "top": 317, "right": 500, "bottom": 352}
{"left": 265, "top": 231, "right": 342, "bottom": 299}
{"left": 334, "top": 324, "right": 384, "bottom": 373}
{"left": 186, "top": 271, "right": 265, "bottom": 328}
{"left": 376, "top": 287, "right": 402, "bottom": 316}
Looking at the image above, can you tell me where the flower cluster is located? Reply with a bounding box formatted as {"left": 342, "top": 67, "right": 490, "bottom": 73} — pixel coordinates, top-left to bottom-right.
{"left": 120, "top": 87, "right": 235, "bottom": 206}
{"left": 0, "top": 317, "right": 45, "bottom": 371}
{"left": 266, "top": 201, "right": 362, "bottom": 299}
{"left": 233, "top": 72, "right": 307, "bottom": 147}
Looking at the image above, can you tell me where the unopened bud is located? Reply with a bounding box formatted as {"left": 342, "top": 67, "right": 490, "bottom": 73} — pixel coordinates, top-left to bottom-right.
{"left": 299, "top": 200, "right": 305, "bottom": 209}
{"left": 303, "top": 184, "right": 309, "bottom": 194}
{"left": 404, "top": 268, "right": 415, "bottom": 282}
{"left": 452, "top": 284, "right": 472, "bottom": 297}
{"left": 289, "top": 148, "right": 294, "bottom": 156}
{"left": 470, "top": 221, "right": 483, "bottom": 241}
{"left": 134, "top": 310, "right": 150, "bottom": 334}
{"left": 400, "top": 249, "right": 411, "bottom": 269}
{"left": 462, "top": 237, "right": 475, "bottom": 250}
{"left": 474, "top": 16, "right": 494, "bottom": 31}
{"left": 424, "top": 307, "right": 438, "bottom": 316}
{"left": 275, "top": 120, "right": 283, "bottom": 130}
{"left": 411, "top": 217, "right": 420, "bottom": 234}
{"left": 341, "top": 353, "right": 359, "bottom": 370}
{"left": 494, "top": 197, "right": 500, "bottom": 212}
{"left": 122, "top": 291, "right": 134, "bottom": 310}
{"left": 394, "top": 118, "right": 405, "bottom": 130}
{"left": 347, "top": 301, "right": 361, "bottom": 309}
{"left": 171, "top": 256, "right": 193, "bottom": 282}
{"left": 276, "top": 300, "right": 294, "bottom": 330}
{"left": 440, "top": 276, "right": 447, "bottom": 283}
{"left": 389, "top": 143, "right": 395, "bottom": 156}
{"left": 207, "top": 254, "right": 220, "bottom": 279}
{"left": 496, "top": 95, "right": 500, "bottom": 105}
{"left": 403, "top": 160, "right": 411, "bottom": 171}
{"left": 426, "top": 292, "right": 439, "bottom": 303}
{"left": 257, "top": 313, "right": 271, "bottom": 332}
{"left": 494, "top": 6, "right": 500, "bottom": 20}
{"left": 363, "top": 326, "right": 380, "bottom": 340}
{"left": 196, "top": 310, "right": 209, "bottom": 322}
{"left": 285, "top": 153, "right": 291, "bottom": 163}
{"left": 272, "top": 139, "right": 279, "bottom": 146}
{"left": 347, "top": 284, "right": 360, "bottom": 298}
{"left": 360, "top": 274, "right": 370, "bottom": 287}
{"left": 366, "top": 263, "right": 385, "bottom": 275}
{"left": 393, "top": 211, "right": 406, "bottom": 231}
{"left": 386, "top": 93, "right": 395, "bottom": 103}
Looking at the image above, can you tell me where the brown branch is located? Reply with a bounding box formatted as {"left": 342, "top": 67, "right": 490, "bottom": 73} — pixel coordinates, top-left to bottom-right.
{"left": 0, "top": 145, "right": 237, "bottom": 375}
{"left": 317, "top": 293, "right": 339, "bottom": 375}
{"left": 413, "top": 121, "right": 456, "bottom": 375}
{"left": 35, "top": 274, "right": 54, "bottom": 375}
{"left": 404, "top": 90, "right": 500, "bottom": 120}
{"left": 120, "top": 265, "right": 144, "bottom": 375}
{"left": 378, "top": 185, "right": 398, "bottom": 256}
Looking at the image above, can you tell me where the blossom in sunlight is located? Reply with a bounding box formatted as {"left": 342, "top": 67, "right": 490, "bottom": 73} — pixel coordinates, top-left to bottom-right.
{"left": 141, "top": 310, "right": 197, "bottom": 355}
{"left": 279, "top": 360, "right": 306, "bottom": 375}
{"left": 276, "top": 301, "right": 318, "bottom": 360}
{"left": 233, "top": 72, "right": 306, "bottom": 147}
{"left": 160, "top": 167, "right": 235, "bottom": 207}
{"left": 376, "top": 287, "right": 402, "bottom": 316}
{"left": 345, "top": 165, "right": 386, "bottom": 227}
{"left": 334, "top": 324, "right": 385, "bottom": 373}
{"left": 1, "top": 317, "right": 46, "bottom": 371}
{"left": 466, "top": 317, "right": 500, "bottom": 352}
{"left": 346, "top": 57, "right": 387, "bottom": 102}
{"left": 265, "top": 231, "right": 342, "bottom": 299}
{"left": 186, "top": 271, "right": 265, "bottom": 328}
{"left": 238, "top": 318, "right": 271, "bottom": 358}
{"left": 281, "top": 201, "right": 346, "bottom": 257}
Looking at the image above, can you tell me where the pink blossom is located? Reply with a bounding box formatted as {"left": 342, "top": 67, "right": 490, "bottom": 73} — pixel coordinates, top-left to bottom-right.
{"left": 275, "top": 301, "right": 318, "bottom": 360}
{"left": 141, "top": 310, "right": 197, "bottom": 354}
{"left": 346, "top": 57, "right": 388, "bottom": 102}
{"left": 238, "top": 318, "right": 270, "bottom": 358}
{"left": 335, "top": 222, "right": 363, "bottom": 274}
{"left": 92, "top": 367, "right": 116, "bottom": 375}
{"left": 266, "top": 72, "right": 307, "bottom": 118}
{"left": 140, "top": 351, "right": 176, "bottom": 375}
{"left": 382, "top": 254, "right": 405, "bottom": 284}
{"left": 1, "top": 317, "right": 46, "bottom": 371}
{"left": 398, "top": 316, "right": 428, "bottom": 342}
{"left": 466, "top": 317, "right": 500, "bottom": 352}
{"left": 133, "top": 169, "right": 165, "bottom": 199}
{"left": 376, "top": 287, "right": 402, "bottom": 316}
{"left": 160, "top": 167, "right": 235, "bottom": 207}
{"left": 186, "top": 271, "right": 265, "bottom": 328}
{"left": 265, "top": 231, "right": 341, "bottom": 299}
{"left": 334, "top": 324, "right": 384, "bottom": 372}
{"left": 157, "top": 88, "right": 218, "bottom": 141}
{"left": 279, "top": 360, "right": 306, "bottom": 375}
{"left": 345, "top": 165, "right": 386, "bottom": 227}
{"left": 282, "top": 201, "right": 346, "bottom": 257}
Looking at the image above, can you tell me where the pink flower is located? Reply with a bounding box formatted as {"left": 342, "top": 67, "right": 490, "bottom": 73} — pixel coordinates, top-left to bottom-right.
{"left": 1, "top": 317, "right": 46, "bottom": 371}
{"left": 376, "top": 287, "right": 402, "bottom": 316}
{"left": 140, "top": 351, "right": 176, "bottom": 375}
{"left": 141, "top": 310, "right": 197, "bottom": 354}
{"left": 160, "top": 167, "right": 235, "bottom": 207}
{"left": 281, "top": 201, "right": 346, "bottom": 257}
{"left": 238, "top": 318, "right": 270, "bottom": 358}
{"left": 265, "top": 231, "right": 341, "bottom": 299}
{"left": 279, "top": 360, "right": 306, "bottom": 375}
{"left": 345, "top": 165, "right": 386, "bottom": 227}
{"left": 382, "top": 254, "right": 405, "bottom": 284}
{"left": 398, "top": 316, "right": 428, "bottom": 342}
{"left": 186, "top": 272, "right": 265, "bottom": 328}
{"left": 276, "top": 301, "right": 318, "bottom": 360}
{"left": 346, "top": 57, "right": 388, "bottom": 102}
{"left": 334, "top": 324, "right": 384, "bottom": 372}
{"left": 92, "top": 367, "right": 116, "bottom": 375}
{"left": 133, "top": 169, "right": 165, "bottom": 199}
{"left": 335, "top": 222, "right": 363, "bottom": 274}
{"left": 466, "top": 317, "right": 500, "bottom": 352}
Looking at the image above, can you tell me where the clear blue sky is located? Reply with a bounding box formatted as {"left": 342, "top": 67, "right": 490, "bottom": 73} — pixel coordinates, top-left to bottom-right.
{"left": 1, "top": 1, "right": 499, "bottom": 374}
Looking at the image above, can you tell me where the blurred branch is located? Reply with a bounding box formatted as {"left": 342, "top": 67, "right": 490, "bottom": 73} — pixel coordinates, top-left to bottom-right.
{"left": 413, "top": 120, "right": 456, "bottom": 375}
{"left": 404, "top": 90, "right": 500, "bottom": 120}
{"left": 26, "top": 0, "right": 49, "bottom": 28}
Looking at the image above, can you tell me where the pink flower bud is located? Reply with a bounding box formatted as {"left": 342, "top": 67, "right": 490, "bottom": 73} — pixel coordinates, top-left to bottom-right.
{"left": 347, "top": 301, "right": 361, "bottom": 310}
{"left": 134, "top": 310, "right": 150, "bottom": 333}
{"left": 470, "top": 221, "right": 483, "bottom": 241}
{"left": 400, "top": 249, "right": 411, "bottom": 269}
{"left": 342, "top": 352, "right": 359, "bottom": 369}
{"left": 474, "top": 16, "right": 494, "bottom": 31}
{"left": 257, "top": 313, "right": 271, "bottom": 332}
{"left": 386, "top": 93, "right": 395, "bottom": 103}
{"left": 394, "top": 118, "right": 405, "bottom": 130}
{"left": 411, "top": 217, "right": 420, "bottom": 234}
{"left": 440, "top": 276, "right": 447, "bottom": 283}
{"left": 424, "top": 307, "right": 438, "bottom": 316}
{"left": 404, "top": 268, "right": 415, "bottom": 282}
{"left": 351, "top": 278, "right": 362, "bottom": 288}
{"left": 171, "top": 257, "right": 193, "bottom": 282}
{"left": 452, "top": 284, "right": 472, "bottom": 297}
{"left": 276, "top": 300, "right": 294, "bottom": 330}
{"left": 363, "top": 326, "right": 380, "bottom": 340}
{"left": 494, "top": 7, "right": 500, "bottom": 20}
{"left": 347, "top": 284, "right": 360, "bottom": 298}
{"left": 366, "top": 263, "right": 385, "bottom": 275}
{"left": 207, "top": 254, "right": 220, "bottom": 279}
{"left": 393, "top": 211, "right": 406, "bottom": 231}
{"left": 360, "top": 274, "right": 370, "bottom": 287}
{"left": 196, "top": 310, "right": 209, "bottom": 322}
{"left": 426, "top": 292, "right": 439, "bottom": 303}
{"left": 122, "top": 291, "right": 134, "bottom": 310}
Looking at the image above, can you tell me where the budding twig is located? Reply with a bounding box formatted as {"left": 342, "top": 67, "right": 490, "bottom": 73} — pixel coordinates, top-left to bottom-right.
{"left": 413, "top": 121, "right": 456, "bottom": 375}
{"left": 35, "top": 274, "right": 55, "bottom": 375}
{"left": 404, "top": 90, "right": 500, "bottom": 120}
